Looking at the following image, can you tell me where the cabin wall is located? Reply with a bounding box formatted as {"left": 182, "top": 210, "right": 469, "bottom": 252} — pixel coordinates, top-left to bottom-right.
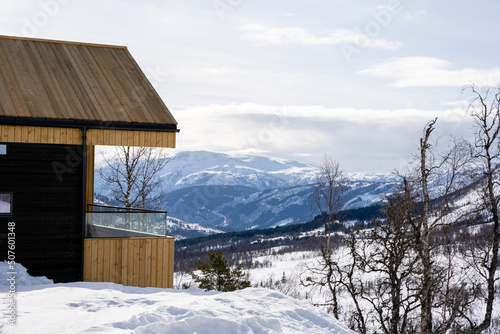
{"left": 83, "top": 237, "right": 175, "bottom": 288}
{"left": 0, "top": 142, "right": 83, "bottom": 282}
{"left": 0, "top": 125, "right": 82, "bottom": 145}
{"left": 0, "top": 125, "right": 176, "bottom": 148}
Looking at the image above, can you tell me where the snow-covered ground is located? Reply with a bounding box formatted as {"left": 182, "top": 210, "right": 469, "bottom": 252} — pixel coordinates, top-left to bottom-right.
{"left": 179, "top": 243, "right": 500, "bottom": 333}
{"left": 0, "top": 262, "right": 355, "bottom": 334}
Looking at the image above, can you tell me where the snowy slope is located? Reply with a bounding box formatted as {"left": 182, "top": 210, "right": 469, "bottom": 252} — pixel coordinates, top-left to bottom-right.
{"left": 95, "top": 150, "right": 395, "bottom": 196}
{"left": 163, "top": 180, "right": 394, "bottom": 232}
{"left": 1, "top": 262, "right": 355, "bottom": 334}
{"left": 162, "top": 151, "right": 318, "bottom": 190}
{"left": 164, "top": 184, "right": 315, "bottom": 231}
{"left": 95, "top": 150, "right": 395, "bottom": 236}
{"left": 167, "top": 216, "right": 225, "bottom": 240}
{"left": 94, "top": 150, "right": 318, "bottom": 195}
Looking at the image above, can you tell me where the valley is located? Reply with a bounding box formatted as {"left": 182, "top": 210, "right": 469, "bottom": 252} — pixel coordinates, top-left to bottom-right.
{"left": 94, "top": 149, "right": 500, "bottom": 333}
{"left": 95, "top": 150, "right": 395, "bottom": 238}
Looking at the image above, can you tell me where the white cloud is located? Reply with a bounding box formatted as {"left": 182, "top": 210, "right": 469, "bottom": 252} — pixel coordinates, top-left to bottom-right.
{"left": 398, "top": 9, "right": 426, "bottom": 21}
{"left": 174, "top": 103, "right": 473, "bottom": 171}
{"left": 0, "top": 0, "right": 496, "bottom": 172}
{"left": 239, "top": 24, "right": 402, "bottom": 49}
{"left": 441, "top": 100, "right": 469, "bottom": 108}
{"left": 359, "top": 57, "right": 500, "bottom": 87}
{"left": 178, "top": 103, "right": 466, "bottom": 123}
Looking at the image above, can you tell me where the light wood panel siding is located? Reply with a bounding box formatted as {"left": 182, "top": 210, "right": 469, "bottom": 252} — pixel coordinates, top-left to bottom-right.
{"left": 0, "top": 125, "right": 176, "bottom": 148}
{"left": 0, "top": 125, "right": 82, "bottom": 145}
{"left": 87, "top": 129, "right": 176, "bottom": 148}
{"left": 83, "top": 237, "right": 175, "bottom": 288}
{"left": 0, "top": 36, "right": 177, "bottom": 126}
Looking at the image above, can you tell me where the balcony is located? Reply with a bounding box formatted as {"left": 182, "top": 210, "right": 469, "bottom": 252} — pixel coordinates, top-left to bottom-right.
{"left": 85, "top": 204, "right": 168, "bottom": 238}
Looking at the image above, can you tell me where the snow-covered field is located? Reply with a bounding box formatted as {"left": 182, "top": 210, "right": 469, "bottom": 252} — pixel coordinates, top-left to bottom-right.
{"left": 0, "top": 262, "right": 355, "bottom": 334}
{"left": 178, "top": 242, "right": 500, "bottom": 333}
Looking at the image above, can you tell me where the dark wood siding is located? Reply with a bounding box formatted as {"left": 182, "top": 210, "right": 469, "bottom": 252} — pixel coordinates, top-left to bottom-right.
{"left": 0, "top": 143, "right": 83, "bottom": 282}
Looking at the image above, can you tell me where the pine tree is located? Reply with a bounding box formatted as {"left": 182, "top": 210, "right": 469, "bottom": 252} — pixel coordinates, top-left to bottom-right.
{"left": 189, "top": 251, "right": 251, "bottom": 292}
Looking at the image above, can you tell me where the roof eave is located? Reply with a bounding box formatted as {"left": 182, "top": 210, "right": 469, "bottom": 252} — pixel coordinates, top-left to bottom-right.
{"left": 0, "top": 116, "right": 179, "bottom": 133}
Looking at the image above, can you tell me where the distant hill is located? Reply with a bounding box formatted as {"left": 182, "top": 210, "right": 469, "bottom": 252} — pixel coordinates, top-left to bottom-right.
{"left": 95, "top": 150, "right": 396, "bottom": 238}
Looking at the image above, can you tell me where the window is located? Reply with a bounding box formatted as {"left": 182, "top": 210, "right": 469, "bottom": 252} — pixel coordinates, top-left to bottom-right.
{"left": 0, "top": 192, "right": 13, "bottom": 215}
{"left": 0, "top": 144, "right": 5, "bottom": 155}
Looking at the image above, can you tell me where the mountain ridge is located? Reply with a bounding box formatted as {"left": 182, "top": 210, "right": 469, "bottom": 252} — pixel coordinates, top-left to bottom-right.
{"left": 94, "top": 150, "right": 396, "bottom": 238}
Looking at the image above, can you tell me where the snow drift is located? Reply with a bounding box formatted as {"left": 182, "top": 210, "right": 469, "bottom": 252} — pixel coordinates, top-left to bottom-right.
{"left": 0, "top": 262, "right": 354, "bottom": 333}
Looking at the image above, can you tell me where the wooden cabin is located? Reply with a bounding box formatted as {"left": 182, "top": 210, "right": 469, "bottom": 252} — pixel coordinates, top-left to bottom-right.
{"left": 0, "top": 35, "right": 177, "bottom": 288}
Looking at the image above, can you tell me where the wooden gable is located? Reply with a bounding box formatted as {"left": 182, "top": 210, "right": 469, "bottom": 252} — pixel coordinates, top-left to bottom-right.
{"left": 0, "top": 35, "right": 177, "bottom": 147}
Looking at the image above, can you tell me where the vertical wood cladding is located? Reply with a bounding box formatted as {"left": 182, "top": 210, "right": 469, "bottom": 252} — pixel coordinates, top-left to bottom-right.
{"left": 83, "top": 237, "right": 175, "bottom": 288}
{"left": 0, "top": 36, "right": 177, "bottom": 126}
{"left": 0, "top": 125, "right": 177, "bottom": 148}
{"left": 0, "top": 143, "right": 83, "bottom": 282}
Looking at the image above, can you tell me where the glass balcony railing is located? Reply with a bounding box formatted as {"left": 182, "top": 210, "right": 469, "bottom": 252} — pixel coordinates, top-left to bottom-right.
{"left": 85, "top": 204, "right": 168, "bottom": 238}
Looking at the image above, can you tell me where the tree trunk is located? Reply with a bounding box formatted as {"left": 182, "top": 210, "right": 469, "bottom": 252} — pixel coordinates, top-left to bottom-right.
{"left": 471, "top": 139, "right": 500, "bottom": 333}
{"left": 419, "top": 119, "right": 435, "bottom": 334}
{"left": 467, "top": 86, "right": 500, "bottom": 333}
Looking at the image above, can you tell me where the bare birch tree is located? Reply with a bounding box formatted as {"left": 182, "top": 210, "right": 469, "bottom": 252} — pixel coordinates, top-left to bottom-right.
{"left": 354, "top": 177, "right": 421, "bottom": 334}
{"left": 302, "top": 156, "right": 347, "bottom": 319}
{"left": 99, "top": 146, "right": 169, "bottom": 209}
{"left": 409, "top": 119, "right": 473, "bottom": 334}
{"left": 463, "top": 85, "right": 500, "bottom": 333}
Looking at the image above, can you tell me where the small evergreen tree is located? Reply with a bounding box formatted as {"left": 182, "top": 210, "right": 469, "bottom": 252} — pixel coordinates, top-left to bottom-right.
{"left": 189, "top": 251, "right": 251, "bottom": 292}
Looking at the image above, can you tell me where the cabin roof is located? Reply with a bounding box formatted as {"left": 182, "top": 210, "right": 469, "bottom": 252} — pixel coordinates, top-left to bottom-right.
{"left": 0, "top": 35, "right": 177, "bottom": 131}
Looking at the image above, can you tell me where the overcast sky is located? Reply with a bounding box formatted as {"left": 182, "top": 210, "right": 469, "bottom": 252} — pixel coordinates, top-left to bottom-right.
{"left": 1, "top": 0, "right": 500, "bottom": 172}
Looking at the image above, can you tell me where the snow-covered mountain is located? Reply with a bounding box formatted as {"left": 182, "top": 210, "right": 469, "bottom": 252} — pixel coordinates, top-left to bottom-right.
{"left": 157, "top": 150, "right": 318, "bottom": 191}
{"left": 167, "top": 216, "right": 225, "bottom": 240}
{"left": 95, "top": 150, "right": 395, "bottom": 238}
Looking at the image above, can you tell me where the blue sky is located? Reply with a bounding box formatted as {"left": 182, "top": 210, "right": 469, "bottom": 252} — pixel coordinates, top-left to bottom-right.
{"left": 1, "top": 0, "right": 500, "bottom": 172}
